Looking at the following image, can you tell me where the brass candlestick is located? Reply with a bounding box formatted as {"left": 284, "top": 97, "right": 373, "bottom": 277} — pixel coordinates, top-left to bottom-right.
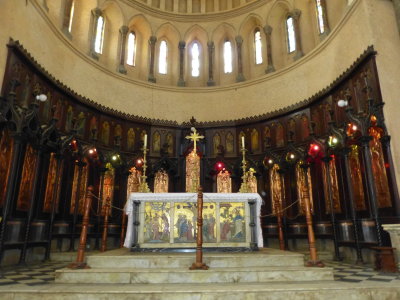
{"left": 239, "top": 145, "right": 250, "bottom": 193}
{"left": 139, "top": 145, "right": 151, "bottom": 193}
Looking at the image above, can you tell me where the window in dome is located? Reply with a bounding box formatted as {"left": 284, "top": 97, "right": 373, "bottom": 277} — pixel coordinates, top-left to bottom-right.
{"left": 223, "top": 40, "right": 233, "bottom": 74}
{"left": 68, "top": 0, "right": 75, "bottom": 33}
{"left": 159, "top": 40, "right": 168, "bottom": 74}
{"left": 127, "top": 32, "right": 136, "bottom": 66}
{"left": 191, "top": 42, "right": 200, "bottom": 77}
{"left": 94, "top": 15, "right": 105, "bottom": 54}
{"left": 316, "top": 0, "right": 325, "bottom": 34}
{"left": 254, "top": 29, "right": 263, "bottom": 65}
{"left": 286, "top": 16, "right": 296, "bottom": 53}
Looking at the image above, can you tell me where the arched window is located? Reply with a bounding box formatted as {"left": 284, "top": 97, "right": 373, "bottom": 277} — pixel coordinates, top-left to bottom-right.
{"left": 286, "top": 16, "right": 296, "bottom": 53}
{"left": 315, "top": 0, "right": 325, "bottom": 34}
{"left": 159, "top": 40, "right": 168, "bottom": 74}
{"left": 68, "top": 0, "right": 75, "bottom": 33}
{"left": 191, "top": 42, "right": 200, "bottom": 77}
{"left": 126, "top": 32, "right": 136, "bottom": 66}
{"left": 254, "top": 29, "right": 262, "bottom": 64}
{"left": 94, "top": 15, "right": 105, "bottom": 54}
{"left": 223, "top": 40, "right": 232, "bottom": 74}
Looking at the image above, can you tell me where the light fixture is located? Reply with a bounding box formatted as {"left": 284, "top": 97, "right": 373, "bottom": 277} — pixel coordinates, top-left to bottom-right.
{"left": 337, "top": 99, "right": 348, "bottom": 107}
{"left": 35, "top": 94, "right": 47, "bottom": 102}
{"left": 268, "top": 159, "right": 273, "bottom": 164}
{"left": 112, "top": 155, "right": 118, "bottom": 161}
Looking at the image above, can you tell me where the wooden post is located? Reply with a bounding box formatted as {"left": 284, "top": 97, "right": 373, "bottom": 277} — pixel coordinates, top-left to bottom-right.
{"left": 120, "top": 213, "right": 127, "bottom": 248}
{"left": 277, "top": 215, "right": 285, "bottom": 251}
{"left": 101, "top": 197, "right": 111, "bottom": 252}
{"left": 302, "top": 167, "right": 324, "bottom": 267}
{"left": 67, "top": 186, "right": 94, "bottom": 269}
{"left": 189, "top": 187, "right": 209, "bottom": 270}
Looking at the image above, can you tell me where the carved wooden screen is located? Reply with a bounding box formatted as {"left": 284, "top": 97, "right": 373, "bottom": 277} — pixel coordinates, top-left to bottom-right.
{"left": 322, "top": 156, "right": 341, "bottom": 214}
{"left": 17, "top": 144, "right": 37, "bottom": 211}
{"left": 43, "top": 153, "right": 64, "bottom": 213}
{"left": 0, "top": 130, "right": 13, "bottom": 206}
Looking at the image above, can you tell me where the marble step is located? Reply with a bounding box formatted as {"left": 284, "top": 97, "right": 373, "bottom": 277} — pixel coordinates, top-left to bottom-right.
{"left": 2, "top": 282, "right": 398, "bottom": 300}
{"left": 86, "top": 249, "right": 305, "bottom": 269}
{"left": 55, "top": 266, "right": 334, "bottom": 284}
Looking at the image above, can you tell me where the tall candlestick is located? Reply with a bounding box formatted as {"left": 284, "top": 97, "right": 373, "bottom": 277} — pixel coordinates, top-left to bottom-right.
{"left": 241, "top": 136, "right": 245, "bottom": 148}
{"left": 144, "top": 134, "right": 147, "bottom": 148}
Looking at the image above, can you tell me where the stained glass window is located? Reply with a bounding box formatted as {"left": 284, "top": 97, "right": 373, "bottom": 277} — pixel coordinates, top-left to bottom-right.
{"left": 223, "top": 40, "right": 232, "bottom": 74}
{"left": 159, "top": 40, "right": 168, "bottom": 74}
{"left": 286, "top": 16, "right": 296, "bottom": 53}
{"left": 94, "top": 15, "right": 105, "bottom": 54}
{"left": 191, "top": 42, "right": 200, "bottom": 77}
{"left": 127, "top": 32, "right": 136, "bottom": 66}
{"left": 254, "top": 29, "right": 262, "bottom": 64}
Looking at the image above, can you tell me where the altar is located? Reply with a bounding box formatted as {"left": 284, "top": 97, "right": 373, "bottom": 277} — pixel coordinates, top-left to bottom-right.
{"left": 124, "top": 193, "right": 263, "bottom": 250}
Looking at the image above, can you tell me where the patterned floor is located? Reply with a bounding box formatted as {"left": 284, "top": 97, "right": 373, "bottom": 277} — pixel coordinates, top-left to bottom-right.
{"left": 0, "top": 260, "right": 398, "bottom": 286}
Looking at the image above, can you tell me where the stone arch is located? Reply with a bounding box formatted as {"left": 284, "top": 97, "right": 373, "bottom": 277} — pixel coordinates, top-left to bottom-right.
{"left": 70, "top": 0, "right": 98, "bottom": 52}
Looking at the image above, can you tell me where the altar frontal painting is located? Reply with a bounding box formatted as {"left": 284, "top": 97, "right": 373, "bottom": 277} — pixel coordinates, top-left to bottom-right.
{"left": 143, "top": 202, "right": 171, "bottom": 243}
{"left": 173, "top": 202, "right": 216, "bottom": 243}
{"left": 220, "top": 203, "right": 246, "bottom": 242}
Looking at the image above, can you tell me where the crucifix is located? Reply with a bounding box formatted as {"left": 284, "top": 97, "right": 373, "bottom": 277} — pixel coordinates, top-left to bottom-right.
{"left": 185, "top": 127, "right": 204, "bottom": 154}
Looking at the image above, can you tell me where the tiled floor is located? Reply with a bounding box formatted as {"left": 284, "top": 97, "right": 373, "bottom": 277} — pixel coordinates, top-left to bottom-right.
{"left": 0, "top": 260, "right": 398, "bottom": 286}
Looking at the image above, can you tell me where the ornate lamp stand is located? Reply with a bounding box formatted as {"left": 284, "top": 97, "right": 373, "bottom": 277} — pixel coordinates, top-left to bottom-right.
{"left": 239, "top": 145, "right": 250, "bottom": 193}
{"left": 138, "top": 145, "right": 151, "bottom": 193}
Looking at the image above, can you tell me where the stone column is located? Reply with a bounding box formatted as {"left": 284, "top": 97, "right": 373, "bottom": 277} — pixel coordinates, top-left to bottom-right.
{"left": 291, "top": 9, "right": 303, "bottom": 61}
{"left": 177, "top": 41, "right": 186, "bottom": 87}
{"left": 393, "top": 0, "right": 400, "bottom": 36}
{"left": 382, "top": 224, "right": 400, "bottom": 267}
{"left": 118, "top": 26, "right": 129, "bottom": 74}
{"left": 148, "top": 36, "right": 157, "bottom": 83}
{"left": 207, "top": 41, "right": 215, "bottom": 86}
{"left": 235, "top": 35, "right": 245, "bottom": 82}
{"left": 263, "top": 25, "right": 275, "bottom": 74}
{"left": 90, "top": 8, "right": 102, "bottom": 60}
{"left": 318, "top": 0, "right": 330, "bottom": 37}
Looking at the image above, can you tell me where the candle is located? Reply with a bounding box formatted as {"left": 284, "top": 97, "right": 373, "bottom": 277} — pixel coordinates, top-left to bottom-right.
{"left": 241, "top": 136, "right": 245, "bottom": 148}
{"left": 144, "top": 134, "right": 147, "bottom": 148}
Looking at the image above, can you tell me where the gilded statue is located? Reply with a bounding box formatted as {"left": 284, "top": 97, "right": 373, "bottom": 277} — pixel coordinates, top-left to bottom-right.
{"left": 154, "top": 169, "right": 169, "bottom": 193}
{"left": 245, "top": 168, "right": 257, "bottom": 193}
{"left": 102, "top": 163, "right": 115, "bottom": 215}
{"left": 186, "top": 150, "right": 200, "bottom": 192}
{"left": 127, "top": 167, "right": 141, "bottom": 197}
{"left": 217, "top": 170, "right": 232, "bottom": 193}
{"left": 270, "top": 164, "right": 283, "bottom": 216}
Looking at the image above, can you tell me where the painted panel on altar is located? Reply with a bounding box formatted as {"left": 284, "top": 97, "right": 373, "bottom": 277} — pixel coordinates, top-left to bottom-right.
{"left": 220, "top": 203, "right": 246, "bottom": 242}
{"left": 143, "top": 202, "right": 171, "bottom": 243}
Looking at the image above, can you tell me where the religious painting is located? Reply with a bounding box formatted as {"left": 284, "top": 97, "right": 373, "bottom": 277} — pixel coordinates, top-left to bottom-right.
{"left": 154, "top": 169, "right": 168, "bottom": 193}
{"left": 41, "top": 91, "right": 52, "bottom": 121}
{"left": 54, "top": 99, "right": 64, "bottom": 127}
{"left": 349, "top": 145, "right": 366, "bottom": 210}
{"left": 264, "top": 126, "right": 271, "bottom": 148}
{"left": 89, "top": 116, "right": 98, "bottom": 140}
{"left": 114, "top": 124, "right": 122, "bottom": 146}
{"left": 65, "top": 105, "right": 74, "bottom": 132}
{"left": 369, "top": 124, "right": 391, "bottom": 208}
{"left": 275, "top": 123, "right": 284, "bottom": 147}
{"left": 251, "top": 128, "right": 259, "bottom": 151}
{"left": 270, "top": 164, "right": 283, "bottom": 216}
{"left": 127, "top": 167, "right": 141, "bottom": 198}
{"left": 127, "top": 128, "right": 135, "bottom": 151}
{"left": 322, "top": 157, "right": 341, "bottom": 214}
{"left": 185, "top": 150, "right": 200, "bottom": 192}
{"left": 213, "top": 133, "right": 221, "bottom": 155}
{"left": 76, "top": 112, "right": 86, "bottom": 137}
{"left": 165, "top": 133, "right": 173, "bottom": 155}
{"left": 287, "top": 119, "right": 296, "bottom": 142}
{"left": 217, "top": 170, "right": 232, "bottom": 193}
{"left": 43, "top": 153, "right": 63, "bottom": 213}
{"left": 226, "top": 132, "right": 234, "bottom": 154}
{"left": 301, "top": 115, "right": 310, "bottom": 141}
{"left": 140, "top": 130, "right": 147, "bottom": 144}
{"left": 101, "top": 163, "right": 115, "bottom": 216}
{"left": 202, "top": 202, "right": 217, "bottom": 243}
{"left": 152, "top": 131, "right": 161, "bottom": 154}
{"left": 295, "top": 162, "right": 314, "bottom": 215}
{"left": 220, "top": 203, "right": 246, "bottom": 242}
{"left": 70, "top": 159, "right": 89, "bottom": 215}
{"left": 143, "top": 202, "right": 171, "bottom": 243}
{"left": 0, "top": 130, "right": 13, "bottom": 206}
{"left": 17, "top": 145, "right": 38, "bottom": 211}
{"left": 174, "top": 202, "right": 197, "bottom": 243}
{"left": 101, "top": 121, "right": 110, "bottom": 145}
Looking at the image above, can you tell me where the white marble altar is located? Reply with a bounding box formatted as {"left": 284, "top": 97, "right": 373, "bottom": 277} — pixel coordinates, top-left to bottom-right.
{"left": 124, "top": 193, "right": 263, "bottom": 249}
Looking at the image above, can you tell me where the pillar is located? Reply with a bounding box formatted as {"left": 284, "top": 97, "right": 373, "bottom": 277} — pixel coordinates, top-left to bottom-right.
{"left": 117, "top": 26, "right": 129, "bottom": 74}
{"left": 263, "top": 25, "right": 275, "bottom": 74}
{"left": 177, "top": 41, "right": 186, "bottom": 87}
{"left": 148, "top": 36, "right": 157, "bottom": 83}
{"left": 207, "top": 41, "right": 215, "bottom": 86}
{"left": 235, "top": 35, "right": 245, "bottom": 82}
{"left": 291, "top": 9, "right": 304, "bottom": 61}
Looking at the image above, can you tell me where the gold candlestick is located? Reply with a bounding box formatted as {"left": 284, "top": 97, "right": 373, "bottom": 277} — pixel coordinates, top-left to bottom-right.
{"left": 239, "top": 144, "right": 250, "bottom": 193}
{"left": 139, "top": 137, "right": 151, "bottom": 193}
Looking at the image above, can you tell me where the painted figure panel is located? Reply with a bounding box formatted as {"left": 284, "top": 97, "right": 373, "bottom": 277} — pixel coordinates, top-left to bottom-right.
{"left": 349, "top": 145, "right": 366, "bottom": 210}
{"left": 0, "top": 130, "right": 13, "bottom": 206}
{"left": 166, "top": 133, "right": 174, "bottom": 155}
{"left": 144, "top": 202, "right": 171, "bottom": 243}
{"left": 70, "top": 160, "right": 89, "bottom": 215}
{"left": 322, "top": 157, "right": 341, "bottom": 214}
{"left": 101, "top": 121, "right": 110, "bottom": 145}
{"left": 43, "top": 153, "right": 62, "bottom": 213}
{"left": 17, "top": 145, "right": 37, "bottom": 211}
{"left": 153, "top": 131, "right": 161, "bottom": 153}
{"left": 295, "top": 163, "right": 314, "bottom": 215}
{"left": 127, "top": 128, "right": 135, "bottom": 151}
{"left": 226, "top": 132, "right": 234, "bottom": 154}
{"left": 251, "top": 128, "right": 259, "bottom": 151}
{"left": 220, "top": 203, "right": 246, "bottom": 242}
{"left": 173, "top": 202, "right": 197, "bottom": 243}
{"left": 275, "top": 123, "right": 284, "bottom": 147}
{"left": 213, "top": 133, "right": 221, "bottom": 155}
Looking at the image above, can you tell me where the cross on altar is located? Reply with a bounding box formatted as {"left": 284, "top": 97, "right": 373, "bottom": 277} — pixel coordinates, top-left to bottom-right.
{"left": 185, "top": 127, "right": 204, "bottom": 153}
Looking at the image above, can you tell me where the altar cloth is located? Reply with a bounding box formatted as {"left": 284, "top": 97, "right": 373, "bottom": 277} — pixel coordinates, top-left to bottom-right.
{"left": 124, "top": 193, "right": 263, "bottom": 248}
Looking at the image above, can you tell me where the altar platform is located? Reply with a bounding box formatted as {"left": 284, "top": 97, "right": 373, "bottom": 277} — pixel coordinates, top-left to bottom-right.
{"left": 124, "top": 193, "right": 263, "bottom": 250}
